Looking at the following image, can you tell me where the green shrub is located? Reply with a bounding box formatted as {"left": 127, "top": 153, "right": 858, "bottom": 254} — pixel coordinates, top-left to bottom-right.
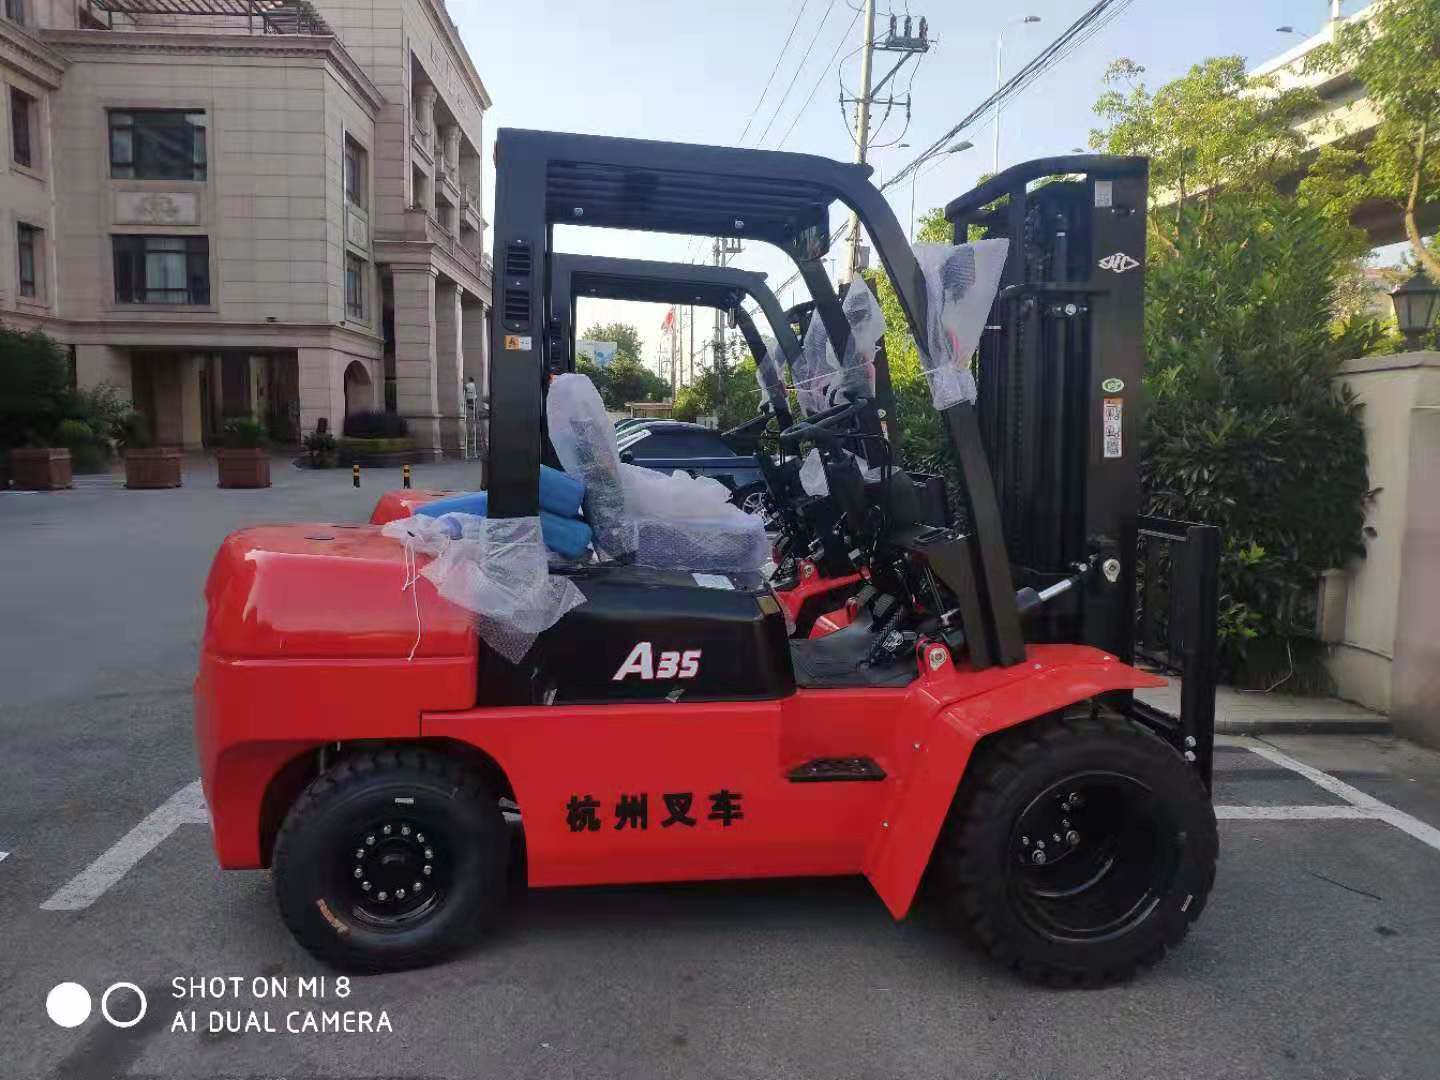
{"left": 336, "top": 436, "right": 414, "bottom": 455}
{"left": 222, "top": 418, "right": 269, "bottom": 449}
{"left": 342, "top": 410, "right": 409, "bottom": 439}
{"left": 1143, "top": 194, "right": 1372, "bottom": 684}
{"left": 0, "top": 324, "right": 73, "bottom": 449}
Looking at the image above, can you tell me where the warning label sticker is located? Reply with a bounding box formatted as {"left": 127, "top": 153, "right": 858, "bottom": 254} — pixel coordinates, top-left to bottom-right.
{"left": 1103, "top": 397, "right": 1123, "bottom": 459}
{"left": 503, "top": 335, "right": 533, "bottom": 351}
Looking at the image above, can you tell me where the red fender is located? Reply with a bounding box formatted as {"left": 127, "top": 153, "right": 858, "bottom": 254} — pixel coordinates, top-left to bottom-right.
{"left": 369, "top": 488, "right": 458, "bottom": 525}
{"left": 862, "top": 646, "right": 1165, "bottom": 920}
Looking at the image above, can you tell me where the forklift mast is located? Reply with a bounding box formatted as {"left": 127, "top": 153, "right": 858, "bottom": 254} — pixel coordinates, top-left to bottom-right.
{"left": 946, "top": 156, "right": 1219, "bottom": 785}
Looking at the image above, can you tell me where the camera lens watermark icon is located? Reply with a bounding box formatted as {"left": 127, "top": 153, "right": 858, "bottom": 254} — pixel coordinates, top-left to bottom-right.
{"left": 46, "top": 982, "right": 147, "bottom": 1029}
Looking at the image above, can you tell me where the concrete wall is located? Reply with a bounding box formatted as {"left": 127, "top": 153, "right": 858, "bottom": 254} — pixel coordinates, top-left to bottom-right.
{"left": 0, "top": 22, "right": 63, "bottom": 316}
{"left": 1326, "top": 353, "right": 1440, "bottom": 744}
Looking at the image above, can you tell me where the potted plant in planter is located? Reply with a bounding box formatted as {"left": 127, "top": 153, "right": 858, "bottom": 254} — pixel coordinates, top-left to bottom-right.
{"left": 337, "top": 410, "right": 418, "bottom": 467}
{"left": 120, "top": 412, "right": 183, "bottom": 489}
{"left": 9, "top": 445, "right": 73, "bottom": 490}
{"left": 1, "top": 324, "right": 75, "bottom": 490}
{"left": 302, "top": 429, "right": 338, "bottom": 468}
{"left": 217, "top": 418, "right": 271, "bottom": 488}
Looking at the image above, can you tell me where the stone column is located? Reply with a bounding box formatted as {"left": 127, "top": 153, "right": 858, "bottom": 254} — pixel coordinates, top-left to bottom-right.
{"left": 179, "top": 355, "right": 205, "bottom": 450}
{"left": 443, "top": 125, "right": 461, "bottom": 176}
{"left": 298, "top": 346, "right": 343, "bottom": 436}
{"left": 435, "top": 280, "right": 464, "bottom": 454}
{"left": 414, "top": 84, "right": 437, "bottom": 153}
{"left": 391, "top": 267, "right": 441, "bottom": 454}
{"left": 461, "top": 298, "right": 489, "bottom": 481}
{"left": 74, "top": 344, "right": 131, "bottom": 400}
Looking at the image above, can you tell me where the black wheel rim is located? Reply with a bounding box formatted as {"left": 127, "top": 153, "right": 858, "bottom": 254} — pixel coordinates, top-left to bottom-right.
{"left": 1004, "top": 771, "right": 1181, "bottom": 944}
{"left": 339, "top": 817, "right": 449, "bottom": 929}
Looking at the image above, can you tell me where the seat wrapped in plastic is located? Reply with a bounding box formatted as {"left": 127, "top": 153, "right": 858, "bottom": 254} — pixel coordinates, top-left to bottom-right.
{"left": 912, "top": 239, "right": 1009, "bottom": 410}
{"left": 546, "top": 373, "right": 635, "bottom": 559}
{"left": 546, "top": 373, "right": 768, "bottom": 573}
{"left": 380, "top": 514, "right": 586, "bottom": 663}
{"left": 797, "top": 447, "right": 882, "bottom": 497}
{"left": 622, "top": 463, "right": 769, "bottom": 572}
{"left": 796, "top": 285, "right": 884, "bottom": 414}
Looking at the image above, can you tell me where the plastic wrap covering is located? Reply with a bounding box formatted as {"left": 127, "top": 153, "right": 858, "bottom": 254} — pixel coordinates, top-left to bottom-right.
{"left": 381, "top": 514, "right": 585, "bottom": 663}
{"left": 754, "top": 335, "right": 786, "bottom": 412}
{"left": 546, "top": 373, "right": 635, "bottom": 559}
{"left": 622, "top": 464, "right": 770, "bottom": 573}
{"left": 912, "top": 239, "right": 1009, "bottom": 411}
{"left": 796, "top": 285, "right": 885, "bottom": 414}
{"left": 797, "top": 447, "right": 882, "bottom": 497}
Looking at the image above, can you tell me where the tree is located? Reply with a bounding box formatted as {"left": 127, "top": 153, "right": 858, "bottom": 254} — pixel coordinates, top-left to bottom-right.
{"left": 1142, "top": 194, "right": 1373, "bottom": 683}
{"left": 1091, "top": 57, "right": 1318, "bottom": 229}
{"left": 573, "top": 321, "right": 669, "bottom": 410}
{"left": 1302, "top": 0, "right": 1440, "bottom": 278}
{"left": 579, "top": 321, "right": 644, "bottom": 364}
{"left": 672, "top": 341, "right": 760, "bottom": 429}
{"left": 0, "top": 324, "right": 78, "bottom": 449}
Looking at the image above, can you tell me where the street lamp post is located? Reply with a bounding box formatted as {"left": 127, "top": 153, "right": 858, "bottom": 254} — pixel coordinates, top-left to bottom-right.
{"left": 1390, "top": 270, "right": 1440, "bottom": 349}
{"left": 902, "top": 140, "right": 972, "bottom": 240}
{"left": 994, "top": 15, "right": 1041, "bottom": 174}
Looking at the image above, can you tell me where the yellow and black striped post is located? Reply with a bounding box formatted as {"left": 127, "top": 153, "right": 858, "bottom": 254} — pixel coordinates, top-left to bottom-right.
{"left": 402, "top": 463, "right": 412, "bottom": 489}
{"left": 352, "top": 463, "right": 360, "bottom": 489}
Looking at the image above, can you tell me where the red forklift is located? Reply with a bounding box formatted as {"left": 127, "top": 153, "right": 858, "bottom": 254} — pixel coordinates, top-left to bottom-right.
{"left": 195, "top": 132, "right": 1218, "bottom": 983}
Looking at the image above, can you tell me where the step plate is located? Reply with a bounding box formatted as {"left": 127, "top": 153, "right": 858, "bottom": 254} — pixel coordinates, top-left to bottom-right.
{"left": 786, "top": 757, "right": 887, "bottom": 783}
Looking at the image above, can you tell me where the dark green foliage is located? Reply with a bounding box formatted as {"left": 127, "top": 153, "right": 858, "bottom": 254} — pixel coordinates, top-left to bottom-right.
{"left": 302, "top": 429, "right": 337, "bottom": 466}
{"left": 342, "top": 409, "right": 408, "bottom": 439}
{"left": 222, "top": 418, "right": 269, "bottom": 449}
{"left": 1143, "top": 195, "right": 1372, "bottom": 681}
{"left": 671, "top": 342, "right": 760, "bottom": 429}
{"left": 53, "top": 418, "right": 112, "bottom": 473}
{"left": 0, "top": 324, "right": 74, "bottom": 449}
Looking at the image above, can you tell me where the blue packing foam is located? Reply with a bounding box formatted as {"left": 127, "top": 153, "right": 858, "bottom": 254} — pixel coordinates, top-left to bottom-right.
{"left": 415, "top": 464, "right": 585, "bottom": 521}
{"left": 427, "top": 506, "right": 593, "bottom": 561}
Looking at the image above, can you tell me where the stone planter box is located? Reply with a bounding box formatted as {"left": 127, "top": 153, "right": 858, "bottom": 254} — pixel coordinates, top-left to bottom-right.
{"left": 216, "top": 448, "right": 271, "bottom": 489}
{"left": 10, "top": 448, "right": 73, "bottom": 490}
{"left": 125, "top": 448, "right": 183, "bottom": 489}
{"left": 337, "top": 436, "right": 432, "bottom": 468}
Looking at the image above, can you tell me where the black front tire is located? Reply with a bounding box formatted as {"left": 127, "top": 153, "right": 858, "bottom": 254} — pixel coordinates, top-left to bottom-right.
{"left": 933, "top": 710, "right": 1217, "bottom": 986}
{"left": 272, "top": 747, "right": 508, "bottom": 973}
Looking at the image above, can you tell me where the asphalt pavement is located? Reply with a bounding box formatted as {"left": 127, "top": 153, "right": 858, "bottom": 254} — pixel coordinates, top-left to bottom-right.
{"left": 2, "top": 457, "right": 1439, "bottom": 1080}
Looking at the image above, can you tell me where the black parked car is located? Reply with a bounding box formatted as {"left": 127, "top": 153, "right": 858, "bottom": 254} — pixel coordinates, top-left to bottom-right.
{"left": 616, "top": 421, "right": 765, "bottom": 510}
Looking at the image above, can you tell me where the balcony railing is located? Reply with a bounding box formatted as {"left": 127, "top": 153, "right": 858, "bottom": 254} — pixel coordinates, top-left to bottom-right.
{"left": 82, "top": 0, "right": 332, "bottom": 33}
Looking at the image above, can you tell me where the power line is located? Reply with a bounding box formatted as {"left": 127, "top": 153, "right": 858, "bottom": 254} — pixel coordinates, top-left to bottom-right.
{"left": 883, "top": 0, "right": 1134, "bottom": 193}
{"left": 737, "top": 0, "right": 811, "bottom": 145}
{"left": 774, "top": 6, "right": 863, "bottom": 149}
{"left": 754, "top": 0, "right": 841, "bottom": 147}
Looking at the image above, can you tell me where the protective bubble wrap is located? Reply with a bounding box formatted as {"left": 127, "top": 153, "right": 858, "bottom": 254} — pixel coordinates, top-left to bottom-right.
{"left": 621, "top": 462, "right": 769, "bottom": 572}
{"left": 797, "top": 447, "right": 882, "bottom": 497}
{"left": 381, "top": 514, "right": 585, "bottom": 663}
{"left": 796, "top": 285, "right": 884, "bottom": 414}
{"left": 912, "top": 239, "right": 1009, "bottom": 411}
{"left": 546, "top": 373, "right": 635, "bottom": 559}
{"left": 755, "top": 334, "right": 787, "bottom": 411}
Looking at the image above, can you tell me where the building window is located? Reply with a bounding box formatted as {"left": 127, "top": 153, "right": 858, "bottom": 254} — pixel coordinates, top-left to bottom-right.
{"left": 345, "top": 254, "right": 366, "bottom": 319}
{"left": 113, "top": 235, "right": 210, "bottom": 305}
{"left": 109, "top": 110, "right": 206, "bottom": 181}
{"left": 344, "top": 136, "right": 366, "bottom": 207}
{"left": 11, "top": 88, "right": 34, "bottom": 168}
{"left": 17, "top": 222, "right": 39, "bottom": 298}
{"left": 3, "top": 0, "right": 24, "bottom": 25}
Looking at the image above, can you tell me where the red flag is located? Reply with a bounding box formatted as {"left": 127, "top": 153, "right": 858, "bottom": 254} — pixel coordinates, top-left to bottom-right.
{"left": 662, "top": 307, "right": 675, "bottom": 330}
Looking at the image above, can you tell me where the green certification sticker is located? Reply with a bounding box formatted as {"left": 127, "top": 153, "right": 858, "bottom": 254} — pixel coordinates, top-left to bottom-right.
{"left": 1101, "top": 377, "right": 1125, "bottom": 394}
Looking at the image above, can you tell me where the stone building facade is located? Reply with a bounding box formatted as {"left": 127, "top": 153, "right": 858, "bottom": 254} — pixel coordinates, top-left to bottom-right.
{"left": 1, "top": 0, "right": 491, "bottom": 453}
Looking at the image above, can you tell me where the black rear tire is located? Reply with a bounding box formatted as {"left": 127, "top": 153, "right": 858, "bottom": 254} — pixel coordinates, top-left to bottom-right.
{"left": 933, "top": 709, "right": 1217, "bottom": 986}
{"left": 273, "top": 747, "right": 508, "bottom": 973}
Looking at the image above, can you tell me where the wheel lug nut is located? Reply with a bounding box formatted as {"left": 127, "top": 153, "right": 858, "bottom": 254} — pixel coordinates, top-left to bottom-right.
{"left": 1020, "top": 835, "right": 1030, "bottom": 846}
{"left": 1031, "top": 850, "right": 1048, "bottom": 865}
{"left": 366, "top": 835, "right": 375, "bottom": 845}
{"left": 361, "top": 881, "right": 371, "bottom": 891}
{"left": 353, "top": 867, "right": 363, "bottom": 878}
{"left": 401, "top": 825, "right": 411, "bottom": 836}
{"left": 1066, "top": 830, "right": 1080, "bottom": 846}
{"left": 416, "top": 833, "right": 425, "bottom": 843}
{"left": 1052, "top": 833, "right": 1062, "bottom": 843}
{"left": 423, "top": 864, "right": 432, "bottom": 876}
{"left": 377, "top": 891, "right": 388, "bottom": 901}
{"left": 396, "top": 888, "right": 407, "bottom": 899}
{"left": 413, "top": 880, "right": 423, "bottom": 892}
{"left": 355, "top": 848, "right": 365, "bottom": 859}
{"left": 424, "top": 847, "right": 433, "bottom": 859}
{"left": 383, "top": 825, "right": 392, "bottom": 835}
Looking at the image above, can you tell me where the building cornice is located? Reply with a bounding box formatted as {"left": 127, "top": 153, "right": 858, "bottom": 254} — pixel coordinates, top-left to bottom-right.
{"left": 39, "top": 30, "right": 385, "bottom": 114}
{"left": 418, "top": 0, "right": 491, "bottom": 110}
{"left": 1, "top": 20, "right": 68, "bottom": 89}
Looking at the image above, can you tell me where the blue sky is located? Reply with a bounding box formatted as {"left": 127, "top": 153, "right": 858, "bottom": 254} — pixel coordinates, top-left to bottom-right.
{"left": 453, "top": 0, "right": 1366, "bottom": 369}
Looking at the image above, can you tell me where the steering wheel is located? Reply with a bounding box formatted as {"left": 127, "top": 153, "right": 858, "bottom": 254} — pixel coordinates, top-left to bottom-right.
{"left": 778, "top": 397, "right": 867, "bottom": 453}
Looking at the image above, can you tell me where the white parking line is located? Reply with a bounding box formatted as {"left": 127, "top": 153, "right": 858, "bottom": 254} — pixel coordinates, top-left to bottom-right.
{"left": 1240, "top": 742, "right": 1440, "bottom": 852}
{"left": 40, "top": 780, "right": 209, "bottom": 911}
{"left": 1215, "top": 805, "right": 1373, "bottom": 820}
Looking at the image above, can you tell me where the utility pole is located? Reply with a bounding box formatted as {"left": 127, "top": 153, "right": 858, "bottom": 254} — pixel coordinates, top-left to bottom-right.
{"left": 842, "top": 0, "right": 877, "bottom": 284}
{"left": 994, "top": 15, "right": 1041, "bottom": 174}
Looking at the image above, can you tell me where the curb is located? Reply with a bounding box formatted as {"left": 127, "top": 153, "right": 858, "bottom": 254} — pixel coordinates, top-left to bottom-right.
{"left": 1216, "top": 717, "right": 1392, "bottom": 736}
